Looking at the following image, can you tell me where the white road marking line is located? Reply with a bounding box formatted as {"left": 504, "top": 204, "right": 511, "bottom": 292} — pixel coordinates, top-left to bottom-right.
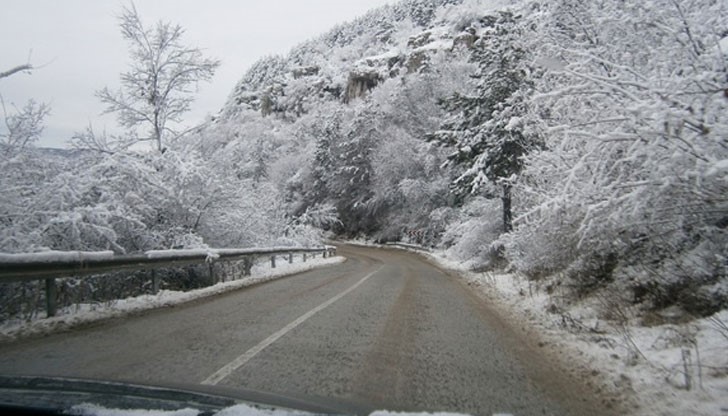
{"left": 201, "top": 266, "right": 384, "bottom": 385}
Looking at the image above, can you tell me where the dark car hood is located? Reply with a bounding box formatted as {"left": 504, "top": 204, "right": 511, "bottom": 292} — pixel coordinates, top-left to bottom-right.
{"left": 0, "top": 375, "right": 365, "bottom": 415}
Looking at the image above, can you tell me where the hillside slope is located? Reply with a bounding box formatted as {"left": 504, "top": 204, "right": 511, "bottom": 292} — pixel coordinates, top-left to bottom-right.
{"left": 193, "top": 0, "right": 728, "bottom": 318}
{"left": 186, "top": 0, "right": 728, "bottom": 413}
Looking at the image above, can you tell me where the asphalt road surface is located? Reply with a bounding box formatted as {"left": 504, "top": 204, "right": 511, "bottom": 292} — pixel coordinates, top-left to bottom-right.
{"left": 0, "top": 244, "right": 613, "bottom": 415}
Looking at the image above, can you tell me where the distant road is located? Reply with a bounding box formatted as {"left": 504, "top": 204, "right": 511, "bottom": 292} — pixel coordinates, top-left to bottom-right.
{"left": 0, "top": 244, "right": 613, "bottom": 415}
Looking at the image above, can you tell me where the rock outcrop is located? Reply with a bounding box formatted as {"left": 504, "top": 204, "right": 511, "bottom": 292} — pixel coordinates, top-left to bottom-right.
{"left": 344, "top": 71, "right": 381, "bottom": 103}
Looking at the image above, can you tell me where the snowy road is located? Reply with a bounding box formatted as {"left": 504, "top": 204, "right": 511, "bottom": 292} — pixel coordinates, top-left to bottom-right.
{"left": 0, "top": 245, "right": 611, "bottom": 415}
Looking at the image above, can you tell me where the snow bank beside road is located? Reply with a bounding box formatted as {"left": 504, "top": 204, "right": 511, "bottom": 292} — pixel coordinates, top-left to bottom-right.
{"left": 347, "top": 240, "right": 727, "bottom": 416}
{"left": 0, "top": 256, "right": 345, "bottom": 344}
{"left": 429, "top": 251, "right": 728, "bottom": 416}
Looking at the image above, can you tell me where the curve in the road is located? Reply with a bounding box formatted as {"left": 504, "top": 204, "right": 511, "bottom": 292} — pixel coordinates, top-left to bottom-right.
{"left": 0, "top": 244, "right": 616, "bottom": 416}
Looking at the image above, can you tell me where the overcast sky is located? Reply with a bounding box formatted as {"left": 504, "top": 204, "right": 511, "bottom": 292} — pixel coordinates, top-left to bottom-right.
{"left": 0, "top": 0, "right": 397, "bottom": 149}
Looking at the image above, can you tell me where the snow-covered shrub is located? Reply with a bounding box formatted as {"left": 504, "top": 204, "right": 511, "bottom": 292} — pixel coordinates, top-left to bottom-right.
{"left": 369, "top": 129, "right": 451, "bottom": 243}
{"left": 1, "top": 147, "right": 232, "bottom": 254}
{"left": 618, "top": 230, "right": 728, "bottom": 316}
{"left": 505, "top": 0, "right": 728, "bottom": 314}
{"left": 502, "top": 203, "right": 583, "bottom": 279}
{"left": 440, "top": 197, "right": 503, "bottom": 269}
{"left": 281, "top": 203, "right": 341, "bottom": 246}
{"left": 0, "top": 149, "right": 68, "bottom": 252}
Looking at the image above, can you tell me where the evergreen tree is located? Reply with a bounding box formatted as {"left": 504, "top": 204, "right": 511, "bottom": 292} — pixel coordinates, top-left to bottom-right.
{"left": 328, "top": 108, "right": 379, "bottom": 235}
{"left": 309, "top": 116, "right": 339, "bottom": 204}
{"left": 429, "top": 11, "right": 540, "bottom": 232}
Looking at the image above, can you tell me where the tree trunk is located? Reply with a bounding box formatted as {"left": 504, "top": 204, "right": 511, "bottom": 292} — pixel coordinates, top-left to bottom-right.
{"left": 154, "top": 114, "right": 162, "bottom": 152}
{"left": 502, "top": 183, "right": 513, "bottom": 233}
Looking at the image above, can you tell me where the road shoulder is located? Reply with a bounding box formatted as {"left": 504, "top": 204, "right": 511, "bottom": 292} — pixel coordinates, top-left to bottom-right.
{"left": 0, "top": 256, "right": 346, "bottom": 345}
{"left": 346, "top": 241, "right": 633, "bottom": 415}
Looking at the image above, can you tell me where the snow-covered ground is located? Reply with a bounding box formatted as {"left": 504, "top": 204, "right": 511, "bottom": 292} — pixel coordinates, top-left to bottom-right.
{"left": 0, "top": 256, "right": 345, "bottom": 343}
{"left": 451, "top": 268, "right": 728, "bottom": 416}
{"left": 359, "top": 241, "right": 728, "bottom": 416}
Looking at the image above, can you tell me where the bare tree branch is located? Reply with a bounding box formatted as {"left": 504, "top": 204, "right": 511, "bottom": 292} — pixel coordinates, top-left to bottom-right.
{"left": 0, "top": 64, "right": 33, "bottom": 80}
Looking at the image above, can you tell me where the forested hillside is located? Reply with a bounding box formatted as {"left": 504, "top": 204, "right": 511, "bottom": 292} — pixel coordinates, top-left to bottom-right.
{"left": 184, "top": 0, "right": 728, "bottom": 317}
{"left": 2, "top": 0, "right": 727, "bottom": 318}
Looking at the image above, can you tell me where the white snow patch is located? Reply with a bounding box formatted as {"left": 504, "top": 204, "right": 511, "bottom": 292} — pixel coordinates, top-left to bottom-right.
{"left": 145, "top": 249, "right": 216, "bottom": 259}
{"left": 706, "top": 159, "right": 728, "bottom": 178}
{"left": 69, "top": 403, "right": 472, "bottom": 416}
{"left": 357, "top": 48, "right": 402, "bottom": 65}
{"left": 718, "top": 36, "right": 728, "bottom": 54}
{"left": 0, "top": 250, "right": 115, "bottom": 263}
{"left": 70, "top": 403, "right": 200, "bottom": 416}
{"left": 504, "top": 116, "right": 522, "bottom": 131}
{"left": 0, "top": 256, "right": 345, "bottom": 343}
{"left": 534, "top": 56, "right": 566, "bottom": 71}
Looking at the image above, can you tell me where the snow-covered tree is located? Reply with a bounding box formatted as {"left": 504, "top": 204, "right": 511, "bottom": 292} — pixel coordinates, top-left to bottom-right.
{"left": 89, "top": 3, "right": 219, "bottom": 152}
{"left": 504, "top": 0, "right": 728, "bottom": 313}
{"left": 1, "top": 99, "right": 50, "bottom": 155}
{"left": 430, "top": 10, "right": 541, "bottom": 232}
{"left": 1, "top": 60, "right": 50, "bottom": 156}
{"left": 301, "top": 106, "right": 342, "bottom": 207}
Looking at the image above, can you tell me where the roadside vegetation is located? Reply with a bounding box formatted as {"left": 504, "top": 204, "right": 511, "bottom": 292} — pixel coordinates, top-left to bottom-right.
{"left": 1, "top": 1, "right": 726, "bottom": 409}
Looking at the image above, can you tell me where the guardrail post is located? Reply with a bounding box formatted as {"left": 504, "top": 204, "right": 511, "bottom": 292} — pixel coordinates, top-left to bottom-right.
{"left": 243, "top": 257, "right": 253, "bottom": 276}
{"left": 209, "top": 263, "right": 216, "bottom": 284}
{"left": 45, "top": 278, "right": 57, "bottom": 317}
{"left": 288, "top": 252, "right": 293, "bottom": 264}
{"left": 271, "top": 255, "right": 276, "bottom": 268}
{"left": 152, "top": 270, "right": 160, "bottom": 295}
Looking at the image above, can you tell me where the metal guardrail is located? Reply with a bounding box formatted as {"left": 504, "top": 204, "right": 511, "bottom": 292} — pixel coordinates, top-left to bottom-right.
{"left": 0, "top": 245, "right": 337, "bottom": 318}
{"left": 384, "top": 242, "right": 431, "bottom": 252}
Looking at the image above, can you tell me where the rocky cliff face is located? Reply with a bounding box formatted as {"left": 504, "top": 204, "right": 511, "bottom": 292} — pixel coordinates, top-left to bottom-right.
{"left": 218, "top": 0, "right": 491, "bottom": 119}
{"left": 344, "top": 71, "right": 381, "bottom": 103}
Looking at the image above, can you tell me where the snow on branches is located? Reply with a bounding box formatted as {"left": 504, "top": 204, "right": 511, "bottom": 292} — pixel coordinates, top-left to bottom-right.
{"left": 506, "top": 0, "right": 728, "bottom": 313}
